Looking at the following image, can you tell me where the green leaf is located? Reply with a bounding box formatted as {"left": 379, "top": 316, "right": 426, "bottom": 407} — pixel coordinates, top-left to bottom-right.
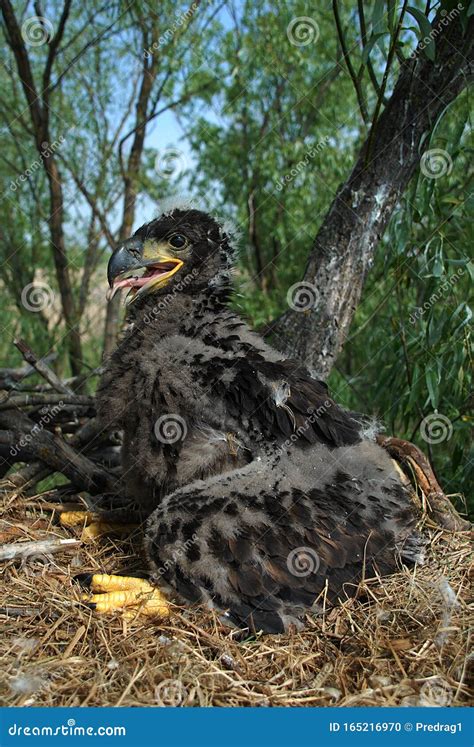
{"left": 361, "top": 33, "right": 387, "bottom": 64}
{"left": 432, "top": 257, "right": 444, "bottom": 277}
{"left": 425, "top": 366, "right": 439, "bottom": 409}
{"left": 406, "top": 6, "right": 435, "bottom": 60}
{"left": 371, "top": 0, "right": 386, "bottom": 32}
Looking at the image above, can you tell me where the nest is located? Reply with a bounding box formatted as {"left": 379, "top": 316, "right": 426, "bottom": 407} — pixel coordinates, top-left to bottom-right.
{"left": 0, "top": 493, "right": 472, "bottom": 708}
{"left": 0, "top": 340, "right": 472, "bottom": 706}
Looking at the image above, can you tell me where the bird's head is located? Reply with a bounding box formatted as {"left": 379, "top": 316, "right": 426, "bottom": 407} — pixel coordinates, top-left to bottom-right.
{"left": 107, "top": 208, "right": 238, "bottom": 306}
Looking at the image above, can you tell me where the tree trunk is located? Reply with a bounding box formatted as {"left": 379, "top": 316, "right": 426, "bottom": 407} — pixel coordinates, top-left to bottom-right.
{"left": 1, "top": 0, "right": 83, "bottom": 376}
{"left": 270, "top": 13, "right": 473, "bottom": 378}
{"left": 102, "top": 46, "right": 158, "bottom": 360}
{"left": 43, "top": 155, "right": 83, "bottom": 377}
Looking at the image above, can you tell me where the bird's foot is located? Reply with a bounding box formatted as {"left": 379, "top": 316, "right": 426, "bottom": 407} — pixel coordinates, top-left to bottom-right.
{"left": 60, "top": 510, "right": 139, "bottom": 541}
{"left": 79, "top": 573, "right": 170, "bottom": 619}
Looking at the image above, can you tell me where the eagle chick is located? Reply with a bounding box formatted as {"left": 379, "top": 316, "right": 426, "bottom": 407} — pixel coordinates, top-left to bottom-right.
{"left": 97, "top": 207, "right": 420, "bottom": 634}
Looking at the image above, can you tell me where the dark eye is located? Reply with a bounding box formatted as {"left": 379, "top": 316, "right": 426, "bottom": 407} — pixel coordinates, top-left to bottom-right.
{"left": 168, "top": 234, "right": 188, "bottom": 250}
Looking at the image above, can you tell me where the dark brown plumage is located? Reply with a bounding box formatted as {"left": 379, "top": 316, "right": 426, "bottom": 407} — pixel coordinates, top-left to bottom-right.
{"left": 97, "top": 204, "right": 422, "bottom": 634}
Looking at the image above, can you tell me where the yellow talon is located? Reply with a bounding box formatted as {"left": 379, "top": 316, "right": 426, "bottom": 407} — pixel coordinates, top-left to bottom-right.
{"left": 81, "top": 521, "right": 139, "bottom": 541}
{"left": 82, "top": 574, "right": 170, "bottom": 618}
{"left": 60, "top": 511, "right": 138, "bottom": 541}
{"left": 88, "top": 573, "right": 153, "bottom": 593}
{"left": 60, "top": 510, "right": 98, "bottom": 527}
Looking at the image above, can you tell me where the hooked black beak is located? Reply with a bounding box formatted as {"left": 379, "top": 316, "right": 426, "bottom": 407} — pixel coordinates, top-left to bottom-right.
{"left": 107, "top": 237, "right": 144, "bottom": 287}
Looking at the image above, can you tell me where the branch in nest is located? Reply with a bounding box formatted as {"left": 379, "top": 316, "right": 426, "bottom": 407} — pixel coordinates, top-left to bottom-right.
{"left": 0, "top": 353, "right": 57, "bottom": 389}
{"left": 0, "top": 410, "right": 119, "bottom": 495}
{"left": 377, "top": 435, "right": 471, "bottom": 532}
{"left": 0, "top": 394, "right": 94, "bottom": 411}
{"left": 13, "top": 338, "right": 74, "bottom": 395}
{"left": 0, "top": 537, "right": 80, "bottom": 562}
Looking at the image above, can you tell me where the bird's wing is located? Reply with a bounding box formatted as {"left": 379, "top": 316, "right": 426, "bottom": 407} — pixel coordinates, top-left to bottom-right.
{"left": 216, "top": 353, "right": 361, "bottom": 447}
{"left": 148, "top": 464, "right": 414, "bottom": 634}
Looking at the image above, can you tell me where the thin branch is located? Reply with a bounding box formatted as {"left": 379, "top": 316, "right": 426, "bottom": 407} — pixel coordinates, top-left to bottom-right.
{"left": 333, "top": 0, "right": 369, "bottom": 124}
{"left": 377, "top": 435, "right": 471, "bottom": 531}
{"left": 56, "top": 153, "right": 116, "bottom": 248}
{"left": 0, "top": 394, "right": 93, "bottom": 411}
{"left": 118, "top": 83, "right": 214, "bottom": 178}
{"left": 357, "top": 0, "right": 386, "bottom": 100}
{"left": 49, "top": 15, "right": 121, "bottom": 94}
{"left": 0, "top": 411, "right": 117, "bottom": 493}
{"left": 365, "top": 0, "right": 408, "bottom": 165}
{"left": 0, "top": 537, "right": 79, "bottom": 562}
{"left": 14, "top": 338, "right": 74, "bottom": 395}
{"left": 0, "top": 354, "right": 57, "bottom": 387}
{"left": 42, "top": 0, "right": 72, "bottom": 103}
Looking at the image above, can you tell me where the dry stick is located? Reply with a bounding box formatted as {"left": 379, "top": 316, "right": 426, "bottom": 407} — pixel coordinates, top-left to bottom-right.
{"left": 377, "top": 435, "right": 471, "bottom": 531}
{"left": 0, "top": 410, "right": 118, "bottom": 494}
{"left": 0, "top": 537, "right": 79, "bottom": 562}
{"left": 0, "top": 353, "right": 57, "bottom": 387}
{"left": 1, "top": 416, "right": 114, "bottom": 496}
{"left": 1, "top": 462, "right": 51, "bottom": 491}
{"left": 0, "top": 606, "right": 40, "bottom": 618}
{"left": 0, "top": 394, "right": 94, "bottom": 411}
{"left": 13, "top": 338, "right": 74, "bottom": 396}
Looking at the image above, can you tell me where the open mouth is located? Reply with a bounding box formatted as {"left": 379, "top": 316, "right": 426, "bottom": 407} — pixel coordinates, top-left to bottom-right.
{"left": 106, "top": 259, "right": 183, "bottom": 302}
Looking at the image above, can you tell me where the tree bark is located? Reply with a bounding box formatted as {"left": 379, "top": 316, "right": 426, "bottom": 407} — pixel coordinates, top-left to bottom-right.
{"left": 269, "top": 13, "right": 473, "bottom": 378}
{"left": 1, "top": 0, "right": 83, "bottom": 376}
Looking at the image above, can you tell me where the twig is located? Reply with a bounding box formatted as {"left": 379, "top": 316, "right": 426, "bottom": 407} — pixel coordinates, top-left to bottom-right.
{"left": 0, "top": 606, "right": 40, "bottom": 618}
{"left": 0, "top": 411, "right": 118, "bottom": 494}
{"left": 14, "top": 338, "right": 74, "bottom": 395}
{"left": 364, "top": 0, "right": 408, "bottom": 165}
{"left": 0, "top": 462, "right": 51, "bottom": 492}
{"left": 0, "top": 353, "right": 57, "bottom": 388}
{"left": 0, "top": 537, "right": 79, "bottom": 562}
{"left": 377, "top": 435, "right": 471, "bottom": 531}
{"left": 0, "top": 394, "right": 94, "bottom": 411}
{"left": 333, "top": 0, "right": 369, "bottom": 123}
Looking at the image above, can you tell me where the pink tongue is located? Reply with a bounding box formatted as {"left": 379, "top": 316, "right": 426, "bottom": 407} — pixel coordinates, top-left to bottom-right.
{"left": 113, "top": 275, "right": 151, "bottom": 290}
{"left": 113, "top": 267, "right": 173, "bottom": 291}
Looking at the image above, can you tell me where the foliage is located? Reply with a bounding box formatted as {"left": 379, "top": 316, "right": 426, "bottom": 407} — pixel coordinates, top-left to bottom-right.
{"left": 0, "top": 0, "right": 471, "bottom": 510}
{"left": 179, "top": 1, "right": 473, "bottom": 511}
{"left": 331, "top": 90, "right": 473, "bottom": 513}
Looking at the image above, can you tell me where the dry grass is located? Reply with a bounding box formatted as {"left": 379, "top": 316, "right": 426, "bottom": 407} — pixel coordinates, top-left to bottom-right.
{"left": 0, "top": 490, "right": 472, "bottom": 708}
